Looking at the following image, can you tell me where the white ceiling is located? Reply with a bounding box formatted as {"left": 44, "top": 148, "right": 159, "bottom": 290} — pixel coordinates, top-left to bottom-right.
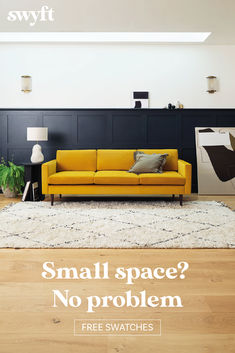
{"left": 0, "top": 0, "right": 235, "bottom": 44}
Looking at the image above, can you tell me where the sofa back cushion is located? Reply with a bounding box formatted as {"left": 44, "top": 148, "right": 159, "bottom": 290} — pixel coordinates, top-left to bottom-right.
{"left": 97, "top": 149, "right": 136, "bottom": 171}
{"left": 56, "top": 150, "right": 97, "bottom": 171}
{"left": 137, "top": 149, "right": 178, "bottom": 171}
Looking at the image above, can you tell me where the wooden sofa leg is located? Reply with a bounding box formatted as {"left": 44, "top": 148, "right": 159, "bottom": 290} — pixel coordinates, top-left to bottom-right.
{"left": 59, "top": 194, "right": 62, "bottom": 199}
{"left": 179, "top": 194, "right": 183, "bottom": 206}
{"left": 172, "top": 194, "right": 175, "bottom": 201}
{"left": 51, "top": 194, "right": 54, "bottom": 206}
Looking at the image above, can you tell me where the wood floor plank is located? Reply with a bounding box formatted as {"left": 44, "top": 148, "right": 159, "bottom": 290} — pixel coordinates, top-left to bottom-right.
{"left": 0, "top": 248, "right": 234, "bottom": 352}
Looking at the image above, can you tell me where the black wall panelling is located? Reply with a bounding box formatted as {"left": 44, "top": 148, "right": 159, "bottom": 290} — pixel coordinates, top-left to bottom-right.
{"left": 0, "top": 109, "right": 235, "bottom": 192}
{"left": 1, "top": 111, "right": 43, "bottom": 165}
{"left": 147, "top": 111, "right": 181, "bottom": 148}
{"left": 77, "top": 111, "right": 112, "bottom": 147}
{"left": 112, "top": 111, "right": 147, "bottom": 146}
{"left": 0, "top": 112, "right": 3, "bottom": 162}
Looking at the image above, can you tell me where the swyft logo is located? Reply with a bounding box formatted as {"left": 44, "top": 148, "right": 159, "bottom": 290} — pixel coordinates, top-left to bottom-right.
{"left": 7, "top": 6, "right": 55, "bottom": 27}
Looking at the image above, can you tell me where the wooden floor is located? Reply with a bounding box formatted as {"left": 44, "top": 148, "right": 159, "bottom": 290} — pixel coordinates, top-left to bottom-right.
{"left": 0, "top": 194, "right": 234, "bottom": 352}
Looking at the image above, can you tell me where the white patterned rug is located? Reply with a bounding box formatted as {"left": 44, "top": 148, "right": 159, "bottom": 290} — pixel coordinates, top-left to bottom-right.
{"left": 0, "top": 201, "right": 234, "bottom": 248}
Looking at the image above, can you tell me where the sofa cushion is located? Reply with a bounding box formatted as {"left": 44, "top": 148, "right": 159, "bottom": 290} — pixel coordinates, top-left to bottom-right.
{"left": 56, "top": 150, "right": 97, "bottom": 171}
{"left": 139, "top": 171, "right": 186, "bottom": 185}
{"left": 129, "top": 152, "right": 168, "bottom": 174}
{"left": 137, "top": 149, "right": 178, "bottom": 171}
{"left": 48, "top": 171, "right": 95, "bottom": 185}
{"left": 94, "top": 171, "right": 139, "bottom": 185}
{"left": 97, "top": 150, "right": 136, "bottom": 171}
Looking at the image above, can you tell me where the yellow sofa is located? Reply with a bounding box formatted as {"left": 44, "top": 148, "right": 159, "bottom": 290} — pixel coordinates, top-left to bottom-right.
{"left": 42, "top": 149, "right": 192, "bottom": 206}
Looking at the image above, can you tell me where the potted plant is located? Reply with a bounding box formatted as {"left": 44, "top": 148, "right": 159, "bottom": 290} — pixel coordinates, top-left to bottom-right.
{"left": 0, "top": 158, "right": 24, "bottom": 198}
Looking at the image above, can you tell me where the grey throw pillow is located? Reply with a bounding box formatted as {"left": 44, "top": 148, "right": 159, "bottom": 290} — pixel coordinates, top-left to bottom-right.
{"left": 129, "top": 152, "right": 168, "bottom": 174}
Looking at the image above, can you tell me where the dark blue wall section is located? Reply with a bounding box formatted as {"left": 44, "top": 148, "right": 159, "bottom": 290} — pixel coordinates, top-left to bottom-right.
{"left": 0, "top": 108, "right": 235, "bottom": 192}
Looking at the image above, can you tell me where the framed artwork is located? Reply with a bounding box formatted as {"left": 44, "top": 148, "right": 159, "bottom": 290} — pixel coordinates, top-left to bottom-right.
{"left": 132, "top": 91, "right": 149, "bottom": 108}
{"left": 195, "top": 127, "right": 235, "bottom": 194}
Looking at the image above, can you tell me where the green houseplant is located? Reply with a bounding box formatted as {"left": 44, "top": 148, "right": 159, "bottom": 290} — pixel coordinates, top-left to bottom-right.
{"left": 0, "top": 158, "right": 24, "bottom": 198}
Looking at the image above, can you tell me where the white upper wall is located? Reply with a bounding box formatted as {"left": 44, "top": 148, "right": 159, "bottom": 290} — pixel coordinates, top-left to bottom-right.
{"left": 1, "top": 43, "right": 235, "bottom": 108}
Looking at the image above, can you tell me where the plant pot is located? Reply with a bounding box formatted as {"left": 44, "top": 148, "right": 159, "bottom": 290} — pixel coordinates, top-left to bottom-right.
{"left": 1, "top": 186, "right": 18, "bottom": 198}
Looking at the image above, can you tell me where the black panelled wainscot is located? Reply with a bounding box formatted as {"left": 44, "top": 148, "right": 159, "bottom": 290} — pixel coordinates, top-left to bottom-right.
{"left": 0, "top": 109, "right": 235, "bottom": 192}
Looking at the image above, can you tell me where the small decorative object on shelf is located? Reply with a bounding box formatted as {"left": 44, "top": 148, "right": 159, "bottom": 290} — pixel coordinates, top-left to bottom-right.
{"left": 206, "top": 75, "right": 217, "bottom": 93}
{"left": 177, "top": 101, "right": 184, "bottom": 109}
{"left": 168, "top": 103, "right": 176, "bottom": 110}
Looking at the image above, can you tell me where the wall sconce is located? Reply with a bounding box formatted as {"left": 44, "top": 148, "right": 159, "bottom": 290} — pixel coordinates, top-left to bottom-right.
{"left": 21, "top": 75, "right": 32, "bottom": 93}
{"left": 206, "top": 75, "right": 217, "bottom": 94}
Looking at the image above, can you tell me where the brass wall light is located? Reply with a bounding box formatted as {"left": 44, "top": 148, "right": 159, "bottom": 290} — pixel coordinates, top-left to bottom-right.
{"left": 206, "top": 75, "right": 217, "bottom": 94}
{"left": 21, "top": 75, "right": 32, "bottom": 93}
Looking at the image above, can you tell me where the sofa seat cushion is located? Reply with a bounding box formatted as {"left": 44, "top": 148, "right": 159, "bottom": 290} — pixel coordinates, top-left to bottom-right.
{"left": 48, "top": 171, "right": 95, "bottom": 185}
{"left": 139, "top": 171, "right": 186, "bottom": 185}
{"left": 94, "top": 171, "right": 139, "bottom": 185}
